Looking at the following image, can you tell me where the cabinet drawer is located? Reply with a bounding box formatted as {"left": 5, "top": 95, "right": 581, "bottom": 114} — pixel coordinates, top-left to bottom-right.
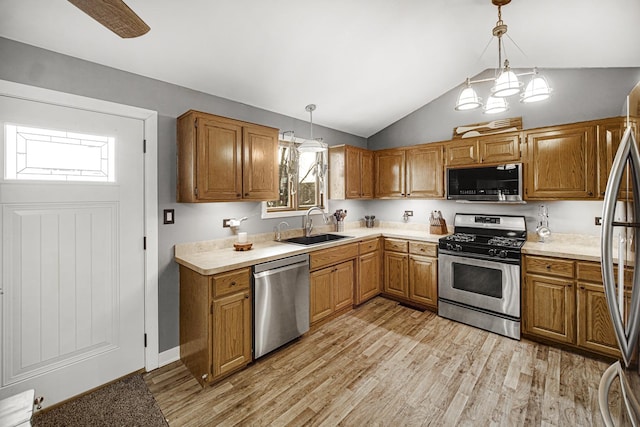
{"left": 211, "top": 268, "right": 250, "bottom": 298}
{"left": 384, "top": 238, "right": 408, "bottom": 253}
{"left": 576, "top": 262, "right": 632, "bottom": 288}
{"left": 311, "top": 243, "right": 359, "bottom": 270}
{"left": 359, "top": 238, "right": 380, "bottom": 255}
{"left": 409, "top": 241, "right": 437, "bottom": 257}
{"left": 525, "top": 256, "right": 574, "bottom": 278}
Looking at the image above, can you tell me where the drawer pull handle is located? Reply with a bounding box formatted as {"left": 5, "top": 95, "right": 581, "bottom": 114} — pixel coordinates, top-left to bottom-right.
{"left": 245, "top": 294, "right": 249, "bottom": 299}
{"left": 231, "top": 281, "right": 237, "bottom": 286}
{"left": 546, "top": 265, "right": 551, "bottom": 269}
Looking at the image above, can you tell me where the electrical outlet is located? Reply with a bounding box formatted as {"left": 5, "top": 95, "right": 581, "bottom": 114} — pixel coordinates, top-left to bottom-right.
{"left": 223, "top": 218, "right": 231, "bottom": 228}
{"left": 405, "top": 210, "right": 414, "bottom": 216}
{"left": 595, "top": 216, "right": 602, "bottom": 226}
{"left": 163, "top": 209, "right": 174, "bottom": 225}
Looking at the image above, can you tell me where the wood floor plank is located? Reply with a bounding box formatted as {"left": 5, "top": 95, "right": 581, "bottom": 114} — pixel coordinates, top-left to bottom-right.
{"left": 145, "top": 297, "right": 620, "bottom": 426}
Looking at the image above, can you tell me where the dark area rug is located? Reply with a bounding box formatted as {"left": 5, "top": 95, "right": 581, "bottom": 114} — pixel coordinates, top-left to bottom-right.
{"left": 32, "top": 374, "right": 168, "bottom": 427}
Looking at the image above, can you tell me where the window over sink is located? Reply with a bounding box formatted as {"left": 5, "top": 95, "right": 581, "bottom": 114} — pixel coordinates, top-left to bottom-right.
{"left": 262, "top": 139, "right": 327, "bottom": 218}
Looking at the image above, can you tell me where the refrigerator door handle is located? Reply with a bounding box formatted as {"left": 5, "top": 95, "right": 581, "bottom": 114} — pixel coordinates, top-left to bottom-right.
{"left": 598, "top": 361, "right": 640, "bottom": 426}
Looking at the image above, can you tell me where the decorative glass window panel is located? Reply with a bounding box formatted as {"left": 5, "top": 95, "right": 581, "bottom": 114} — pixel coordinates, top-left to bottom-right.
{"left": 5, "top": 125, "right": 115, "bottom": 182}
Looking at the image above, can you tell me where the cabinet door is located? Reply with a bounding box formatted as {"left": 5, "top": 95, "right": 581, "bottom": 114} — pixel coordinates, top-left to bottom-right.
{"left": 242, "top": 125, "right": 279, "bottom": 200}
{"left": 375, "top": 149, "right": 406, "bottom": 198}
{"left": 196, "top": 117, "right": 243, "bottom": 200}
{"left": 446, "top": 140, "right": 479, "bottom": 166}
{"left": 576, "top": 282, "right": 624, "bottom": 358}
{"left": 310, "top": 267, "right": 333, "bottom": 324}
{"left": 406, "top": 145, "right": 444, "bottom": 198}
{"left": 597, "top": 118, "right": 636, "bottom": 199}
{"left": 479, "top": 134, "right": 520, "bottom": 164}
{"left": 212, "top": 291, "right": 251, "bottom": 379}
{"left": 360, "top": 150, "right": 374, "bottom": 199}
{"left": 358, "top": 250, "right": 381, "bottom": 304}
{"left": 384, "top": 252, "right": 408, "bottom": 298}
{"left": 525, "top": 125, "right": 597, "bottom": 199}
{"left": 333, "top": 261, "right": 355, "bottom": 312}
{"left": 524, "top": 274, "right": 575, "bottom": 344}
{"left": 345, "top": 147, "right": 362, "bottom": 199}
{"left": 408, "top": 255, "right": 437, "bottom": 308}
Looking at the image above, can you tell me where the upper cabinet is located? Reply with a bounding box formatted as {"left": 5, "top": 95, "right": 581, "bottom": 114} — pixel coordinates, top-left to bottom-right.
{"left": 597, "top": 117, "right": 638, "bottom": 199}
{"left": 524, "top": 124, "right": 597, "bottom": 200}
{"left": 445, "top": 133, "right": 521, "bottom": 167}
{"left": 375, "top": 144, "right": 444, "bottom": 199}
{"left": 177, "top": 110, "right": 279, "bottom": 202}
{"left": 329, "top": 145, "right": 374, "bottom": 200}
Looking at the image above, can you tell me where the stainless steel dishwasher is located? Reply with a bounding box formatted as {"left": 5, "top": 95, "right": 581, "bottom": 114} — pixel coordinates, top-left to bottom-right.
{"left": 253, "top": 253, "right": 310, "bottom": 359}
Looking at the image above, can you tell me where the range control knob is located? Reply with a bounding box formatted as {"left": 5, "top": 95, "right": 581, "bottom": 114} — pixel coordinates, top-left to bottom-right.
{"left": 499, "top": 250, "right": 509, "bottom": 258}
{"left": 488, "top": 248, "right": 497, "bottom": 256}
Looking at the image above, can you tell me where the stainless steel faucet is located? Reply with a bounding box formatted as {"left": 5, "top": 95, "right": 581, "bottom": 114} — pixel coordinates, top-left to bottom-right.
{"left": 274, "top": 221, "right": 289, "bottom": 241}
{"left": 304, "top": 206, "right": 329, "bottom": 237}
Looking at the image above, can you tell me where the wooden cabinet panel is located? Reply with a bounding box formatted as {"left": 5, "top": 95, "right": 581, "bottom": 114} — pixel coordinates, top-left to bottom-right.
{"left": 329, "top": 145, "right": 374, "bottom": 200}
{"left": 196, "top": 117, "right": 243, "bottom": 201}
{"left": 177, "top": 110, "right": 278, "bottom": 202}
{"left": 406, "top": 145, "right": 444, "bottom": 198}
{"left": 242, "top": 125, "right": 279, "bottom": 200}
{"left": 596, "top": 117, "right": 637, "bottom": 199}
{"left": 480, "top": 134, "right": 520, "bottom": 164}
{"left": 384, "top": 238, "right": 408, "bottom": 253}
{"left": 310, "top": 243, "right": 358, "bottom": 270}
{"left": 333, "top": 261, "right": 355, "bottom": 312}
{"left": 211, "top": 267, "right": 251, "bottom": 298}
{"left": 212, "top": 290, "right": 252, "bottom": 378}
{"left": 408, "top": 255, "right": 437, "bottom": 309}
{"left": 524, "top": 274, "right": 575, "bottom": 344}
{"left": 310, "top": 267, "right": 333, "bottom": 324}
{"left": 359, "top": 238, "right": 380, "bottom": 255}
{"left": 446, "top": 140, "right": 478, "bottom": 166}
{"left": 375, "top": 149, "right": 406, "bottom": 198}
{"left": 409, "top": 241, "right": 437, "bottom": 257}
{"left": 525, "top": 125, "right": 597, "bottom": 199}
{"left": 525, "top": 256, "right": 574, "bottom": 278}
{"left": 384, "top": 251, "right": 408, "bottom": 298}
{"left": 576, "top": 282, "right": 622, "bottom": 358}
{"left": 358, "top": 250, "right": 381, "bottom": 304}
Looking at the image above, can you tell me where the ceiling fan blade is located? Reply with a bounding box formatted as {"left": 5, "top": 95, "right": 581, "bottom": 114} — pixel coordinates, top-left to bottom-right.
{"left": 68, "top": 0, "right": 150, "bottom": 38}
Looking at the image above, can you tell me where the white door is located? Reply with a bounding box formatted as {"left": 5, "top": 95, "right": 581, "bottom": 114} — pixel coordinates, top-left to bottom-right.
{"left": 0, "top": 95, "right": 145, "bottom": 408}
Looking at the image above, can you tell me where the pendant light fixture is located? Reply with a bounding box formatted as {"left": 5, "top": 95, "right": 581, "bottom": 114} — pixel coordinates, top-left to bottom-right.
{"left": 297, "top": 104, "right": 327, "bottom": 153}
{"left": 454, "top": 0, "right": 552, "bottom": 113}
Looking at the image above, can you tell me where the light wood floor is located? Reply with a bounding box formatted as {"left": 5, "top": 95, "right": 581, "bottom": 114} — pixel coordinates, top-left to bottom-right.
{"left": 145, "top": 297, "right": 625, "bottom": 426}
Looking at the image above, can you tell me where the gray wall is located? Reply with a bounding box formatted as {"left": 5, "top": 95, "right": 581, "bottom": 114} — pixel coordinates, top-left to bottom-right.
{"left": 368, "top": 68, "right": 640, "bottom": 149}
{"left": 0, "top": 37, "right": 366, "bottom": 352}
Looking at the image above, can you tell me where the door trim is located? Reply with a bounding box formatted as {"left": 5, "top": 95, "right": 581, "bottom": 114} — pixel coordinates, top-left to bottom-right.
{"left": 0, "top": 79, "right": 160, "bottom": 371}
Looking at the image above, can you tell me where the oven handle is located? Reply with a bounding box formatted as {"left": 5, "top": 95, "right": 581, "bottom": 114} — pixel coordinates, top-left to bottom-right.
{"left": 438, "top": 249, "right": 521, "bottom": 266}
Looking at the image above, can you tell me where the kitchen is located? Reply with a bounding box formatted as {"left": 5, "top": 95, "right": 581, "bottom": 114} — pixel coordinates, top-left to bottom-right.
{"left": 1, "top": 0, "right": 640, "bottom": 425}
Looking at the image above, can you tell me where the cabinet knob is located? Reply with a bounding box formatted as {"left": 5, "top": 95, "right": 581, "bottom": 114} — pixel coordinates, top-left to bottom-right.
{"left": 546, "top": 265, "right": 551, "bottom": 269}
{"left": 580, "top": 286, "right": 585, "bottom": 290}
{"left": 601, "top": 191, "right": 606, "bottom": 196}
{"left": 230, "top": 281, "right": 237, "bottom": 286}
{"left": 567, "top": 283, "right": 572, "bottom": 288}
{"left": 588, "top": 191, "right": 593, "bottom": 196}
{"left": 245, "top": 294, "right": 250, "bottom": 299}
{"left": 236, "top": 193, "right": 241, "bottom": 197}
{"left": 245, "top": 193, "right": 250, "bottom": 196}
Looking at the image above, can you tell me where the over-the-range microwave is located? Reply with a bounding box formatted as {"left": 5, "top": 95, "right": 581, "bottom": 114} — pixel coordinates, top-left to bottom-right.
{"left": 446, "top": 163, "right": 524, "bottom": 203}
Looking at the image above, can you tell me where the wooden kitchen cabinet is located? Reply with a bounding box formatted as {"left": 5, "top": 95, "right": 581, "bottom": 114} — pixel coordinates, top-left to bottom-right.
{"left": 375, "top": 144, "right": 444, "bottom": 199}
{"left": 179, "top": 265, "right": 252, "bottom": 385}
{"left": 523, "top": 272, "right": 575, "bottom": 344}
{"left": 596, "top": 117, "right": 638, "bottom": 199}
{"left": 309, "top": 243, "right": 358, "bottom": 325}
{"left": 383, "top": 238, "right": 438, "bottom": 310}
{"left": 445, "top": 133, "right": 520, "bottom": 166}
{"left": 524, "top": 124, "right": 597, "bottom": 199}
{"left": 329, "top": 145, "right": 374, "bottom": 199}
{"left": 177, "top": 110, "right": 279, "bottom": 202}
{"left": 357, "top": 238, "right": 382, "bottom": 304}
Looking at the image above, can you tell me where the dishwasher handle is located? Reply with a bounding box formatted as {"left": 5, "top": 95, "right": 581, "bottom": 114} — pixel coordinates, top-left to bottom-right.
{"left": 253, "top": 260, "right": 309, "bottom": 280}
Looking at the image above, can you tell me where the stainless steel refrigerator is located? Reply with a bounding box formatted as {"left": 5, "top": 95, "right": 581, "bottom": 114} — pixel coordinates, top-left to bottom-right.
{"left": 600, "top": 122, "right": 640, "bottom": 425}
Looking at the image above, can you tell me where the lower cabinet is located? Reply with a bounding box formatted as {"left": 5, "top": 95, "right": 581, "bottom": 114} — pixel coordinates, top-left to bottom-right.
{"left": 179, "top": 266, "right": 252, "bottom": 386}
{"left": 383, "top": 238, "right": 438, "bottom": 310}
{"left": 523, "top": 255, "right": 629, "bottom": 359}
{"left": 357, "top": 238, "right": 382, "bottom": 304}
{"left": 309, "top": 243, "right": 358, "bottom": 326}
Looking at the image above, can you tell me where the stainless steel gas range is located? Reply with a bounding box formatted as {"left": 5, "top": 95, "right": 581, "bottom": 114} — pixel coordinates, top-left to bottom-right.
{"left": 438, "top": 213, "right": 526, "bottom": 340}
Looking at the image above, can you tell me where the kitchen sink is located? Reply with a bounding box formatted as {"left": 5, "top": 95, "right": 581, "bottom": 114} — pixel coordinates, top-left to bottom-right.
{"left": 283, "top": 233, "right": 351, "bottom": 245}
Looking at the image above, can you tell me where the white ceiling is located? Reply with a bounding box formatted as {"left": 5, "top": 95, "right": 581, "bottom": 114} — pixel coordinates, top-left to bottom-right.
{"left": 2, "top": 0, "right": 640, "bottom": 137}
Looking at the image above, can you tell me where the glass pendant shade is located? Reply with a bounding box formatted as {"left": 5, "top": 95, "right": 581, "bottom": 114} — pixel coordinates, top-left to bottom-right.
{"left": 454, "top": 86, "right": 483, "bottom": 111}
{"left": 491, "top": 69, "right": 523, "bottom": 97}
{"left": 297, "top": 138, "right": 327, "bottom": 153}
{"left": 521, "top": 75, "right": 552, "bottom": 103}
{"left": 484, "top": 96, "right": 508, "bottom": 114}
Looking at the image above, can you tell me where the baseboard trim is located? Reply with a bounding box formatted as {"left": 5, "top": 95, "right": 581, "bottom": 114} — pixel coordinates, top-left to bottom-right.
{"left": 158, "top": 347, "right": 180, "bottom": 367}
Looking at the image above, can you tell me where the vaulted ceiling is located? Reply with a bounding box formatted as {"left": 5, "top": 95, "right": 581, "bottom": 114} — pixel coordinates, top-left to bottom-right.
{"left": 2, "top": 0, "right": 639, "bottom": 137}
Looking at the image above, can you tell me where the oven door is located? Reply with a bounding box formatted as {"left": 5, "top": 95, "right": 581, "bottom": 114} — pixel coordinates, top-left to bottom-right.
{"left": 438, "top": 252, "right": 520, "bottom": 318}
